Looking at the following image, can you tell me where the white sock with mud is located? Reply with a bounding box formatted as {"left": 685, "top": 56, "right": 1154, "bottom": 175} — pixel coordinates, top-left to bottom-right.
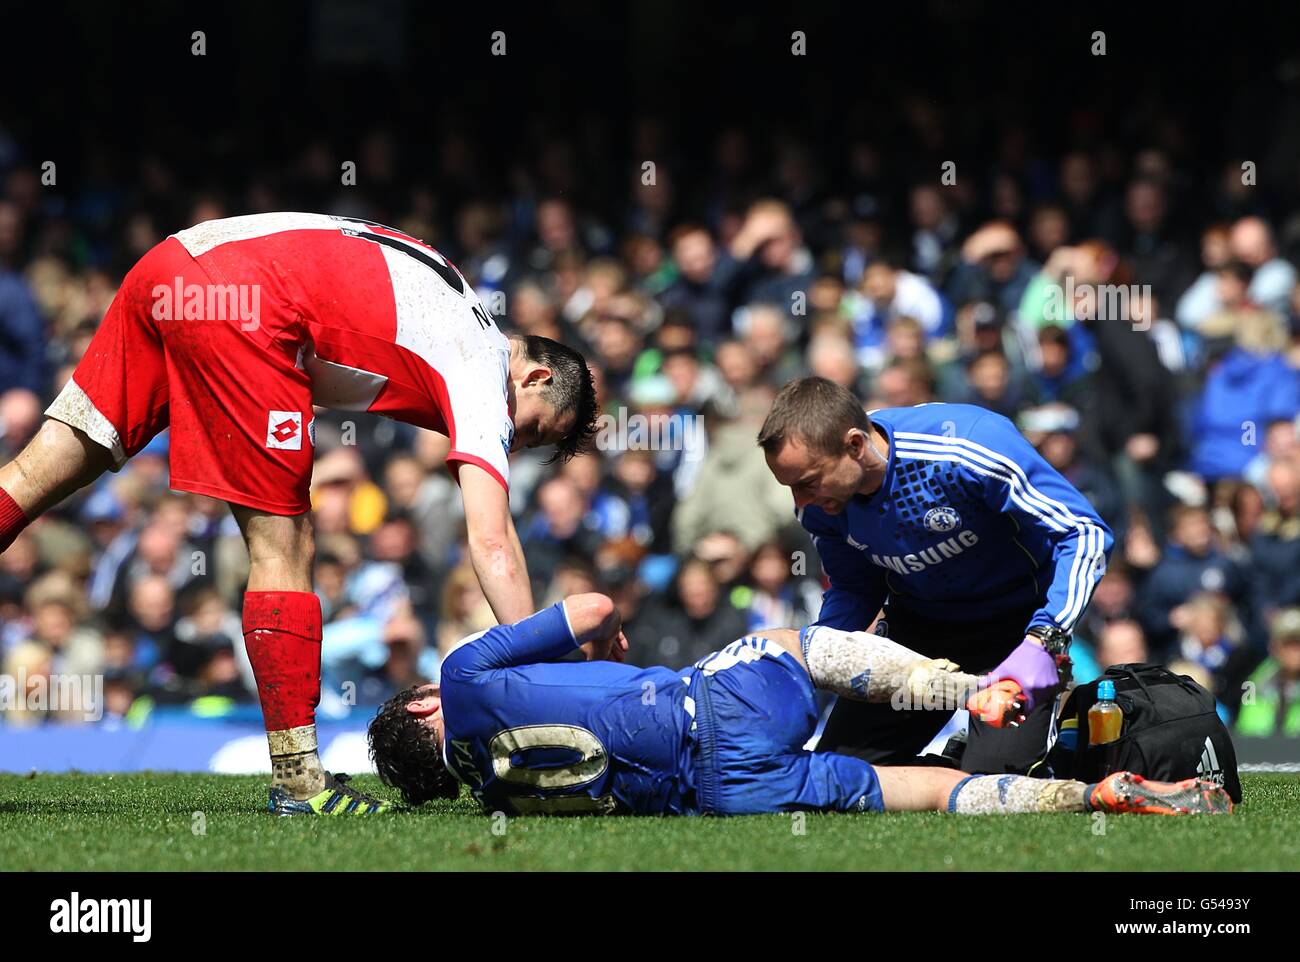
{"left": 268, "top": 725, "right": 327, "bottom": 798}
{"left": 950, "top": 774, "right": 1089, "bottom": 814}
{"left": 801, "top": 625, "right": 980, "bottom": 704}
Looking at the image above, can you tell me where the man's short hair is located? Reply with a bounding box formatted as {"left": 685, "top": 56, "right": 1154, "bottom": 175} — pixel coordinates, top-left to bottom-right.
{"left": 666, "top": 222, "right": 711, "bottom": 248}
{"left": 511, "top": 333, "right": 599, "bottom": 464}
{"left": 884, "top": 356, "right": 937, "bottom": 394}
{"left": 1217, "top": 259, "right": 1254, "bottom": 284}
{"left": 756, "top": 376, "right": 869, "bottom": 457}
{"left": 887, "top": 314, "right": 924, "bottom": 336}
{"left": 1038, "top": 324, "right": 1070, "bottom": 347}
{"left": 966, "top": 347, "right": 1009, "bottom": 373}
{"left": 659, "top": 345, "right": 698, "bottom": 365}
{"left": 368, "top": 686, "right": 462, "bottom": 806}
{"left": 1167, "top": 502, "right": 1208, "bottom": 531}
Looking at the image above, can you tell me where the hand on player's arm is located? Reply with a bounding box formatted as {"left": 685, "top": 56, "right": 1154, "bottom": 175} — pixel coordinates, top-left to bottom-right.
{"left": 899, "top": 656, "right": 1023, "bottom": 728}
{"left": 561, "top": 593, "right": 628, "bottom": 663}
{"left": 966, "top": 680, "right": 1028, "bottom": 729}
{"left": 964, "top": 633, "right": 1055, "bottom": 728}
{"left": 459, "top": 462, "right": 535, "bottom": 625}
{"left": 581, "top": 629, "right": 629, "bottom": 663}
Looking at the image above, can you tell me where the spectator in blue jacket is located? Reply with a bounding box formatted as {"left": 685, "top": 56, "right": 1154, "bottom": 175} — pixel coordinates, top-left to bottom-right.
{"left": 1190, "top": 309, "right": 1300, "bottom": 481}
{"left": 846, "top": 259, "right": 948, "bottom": 370}
{"left": 1251, "top": 457, "right": 1300, "bottom": 622}
{"left": 656, "top": 224, "right": 738, "bottom": 346}
{"left": 1138, "top": 505, "right": 1250, "bottom": 656}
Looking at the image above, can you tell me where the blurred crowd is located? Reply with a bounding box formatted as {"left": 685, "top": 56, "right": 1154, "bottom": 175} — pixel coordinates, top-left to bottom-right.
{"left": 2, "top": 111, "right": 1300, "bottom": 740}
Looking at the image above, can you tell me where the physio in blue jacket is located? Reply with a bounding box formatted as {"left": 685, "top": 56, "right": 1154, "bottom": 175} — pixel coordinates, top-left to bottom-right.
{"left": 760, "top": 377, "right": 1114, "bottom": 774}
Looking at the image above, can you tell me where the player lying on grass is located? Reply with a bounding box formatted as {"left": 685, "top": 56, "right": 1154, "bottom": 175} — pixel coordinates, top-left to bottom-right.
{"left": 0, "top": 212, "right": 597, "bottom": 816}
{"left": 367, "top": 594, "right": 1232, "bottom": 817}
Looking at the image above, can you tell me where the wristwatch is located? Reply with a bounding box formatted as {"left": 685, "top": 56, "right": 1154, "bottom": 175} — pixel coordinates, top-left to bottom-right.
{"left": 1026, "top": 624, "right": 1073, "bottom": 684}
{"left": 1026, "top": 624, "right": 1071, "bottom": 657}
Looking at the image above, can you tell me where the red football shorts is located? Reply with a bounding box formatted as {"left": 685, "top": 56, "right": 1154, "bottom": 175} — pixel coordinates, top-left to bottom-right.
{"left": 46, "top": 237, "right": 315, "bottom": 515}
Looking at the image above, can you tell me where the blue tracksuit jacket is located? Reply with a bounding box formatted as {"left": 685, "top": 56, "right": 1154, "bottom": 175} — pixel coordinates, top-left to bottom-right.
{"left": 801, "top": 403, "right": 1114, "bottom": 633}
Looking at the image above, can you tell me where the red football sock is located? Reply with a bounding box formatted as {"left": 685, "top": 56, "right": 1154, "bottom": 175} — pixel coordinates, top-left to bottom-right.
{"left": 0, "top": 488, "right": 30, "bottom": 554}
{"left": 242, "top": 591, "right": 323, "bottom": 743}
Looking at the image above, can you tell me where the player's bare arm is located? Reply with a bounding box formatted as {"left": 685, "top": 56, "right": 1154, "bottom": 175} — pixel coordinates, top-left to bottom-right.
{"left": 460, "top": 461, "right": 536, "bottom": 625}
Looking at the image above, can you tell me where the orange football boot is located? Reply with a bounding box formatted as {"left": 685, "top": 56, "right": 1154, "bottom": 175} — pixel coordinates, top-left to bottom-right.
{"left": 1088, "top": 771, "right": 1233, "bottom": 815}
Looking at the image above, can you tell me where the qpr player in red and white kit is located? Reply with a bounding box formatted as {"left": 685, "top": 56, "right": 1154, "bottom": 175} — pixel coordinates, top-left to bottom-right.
{"left": 0, "top": 212, "right": 597, "bottom": 815}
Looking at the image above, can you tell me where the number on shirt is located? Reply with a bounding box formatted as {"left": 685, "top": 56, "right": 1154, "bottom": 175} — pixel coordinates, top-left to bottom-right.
{"left": 487, "top": 723, "right": 616, "bottom": 814}
{"left": 488, "top": 723, "right": 608, "bottom": 789}
{"left": 332, "top": 216, "right": 467, "bottom": 296}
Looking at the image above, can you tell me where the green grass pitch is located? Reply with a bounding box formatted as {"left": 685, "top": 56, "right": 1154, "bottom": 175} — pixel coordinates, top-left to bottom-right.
{"left": 1, "top": 772, "right": 1296, "bottom": 871}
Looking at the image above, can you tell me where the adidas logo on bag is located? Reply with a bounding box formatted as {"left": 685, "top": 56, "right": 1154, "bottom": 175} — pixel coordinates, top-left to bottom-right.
{"left": 1196, "top": 736, "right": 1224, "bottom": 786}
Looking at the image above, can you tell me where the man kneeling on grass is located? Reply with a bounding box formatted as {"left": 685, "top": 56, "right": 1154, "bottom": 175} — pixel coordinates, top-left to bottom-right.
{"left": 367, "top": 594, "right": 1231, "bottom": 818}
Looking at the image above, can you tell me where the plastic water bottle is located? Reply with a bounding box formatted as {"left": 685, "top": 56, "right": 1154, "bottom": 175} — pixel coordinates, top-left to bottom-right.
{"left": 1088, "top": 679, "right": 1124, "bottom": 774}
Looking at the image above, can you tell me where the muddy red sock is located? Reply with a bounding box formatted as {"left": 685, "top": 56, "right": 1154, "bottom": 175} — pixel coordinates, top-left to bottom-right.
{"left": 243, "top": 590, "right": 325, "bottom": 796}
{"left": 0, "top": 488, "right": 30, "bottom": 554}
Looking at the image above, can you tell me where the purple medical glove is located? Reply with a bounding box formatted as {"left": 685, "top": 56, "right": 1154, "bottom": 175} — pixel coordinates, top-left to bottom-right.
{"left": 985, "top": 637, "right": 1060, "bottom": 712}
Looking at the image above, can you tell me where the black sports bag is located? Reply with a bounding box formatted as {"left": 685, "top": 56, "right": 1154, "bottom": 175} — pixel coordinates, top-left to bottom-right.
{"left": 1049, "top": 662, "right": 1242, "bottom": 803}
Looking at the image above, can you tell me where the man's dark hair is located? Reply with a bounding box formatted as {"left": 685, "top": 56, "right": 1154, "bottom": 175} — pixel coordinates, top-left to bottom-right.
{"left": 966, "top": 347, "right": 1009, "bottom": 372}
{"left": 756, "top": 376, "right": 870, "bottom": 457}
{"left": 666, "top": 222, "right": 710, "bottom": 248}
{"left": 659, "top": 345, "right": 698, "bottom": 365}
{"left": 1217, "top": 259, "right": 1254, "bottom": 285}
{"left": 1038, "top": 324, "right": 1070, "bottom": 348}
{"left": 368, "top": 686, "right": 462, "bottom": 806}
{"left": 866, "top": 250, "right": 907, "bottom": 272}
{"left": 658, "top": 306, "right": 696, "bottom": 331}
{"left": 512, "top": 333, "right": 598, "bottom": 464}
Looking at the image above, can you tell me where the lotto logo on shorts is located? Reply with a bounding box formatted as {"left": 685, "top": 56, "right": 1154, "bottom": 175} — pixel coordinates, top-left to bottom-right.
{"left": 266, "top": 411, "right": 303, "bottom": 450}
